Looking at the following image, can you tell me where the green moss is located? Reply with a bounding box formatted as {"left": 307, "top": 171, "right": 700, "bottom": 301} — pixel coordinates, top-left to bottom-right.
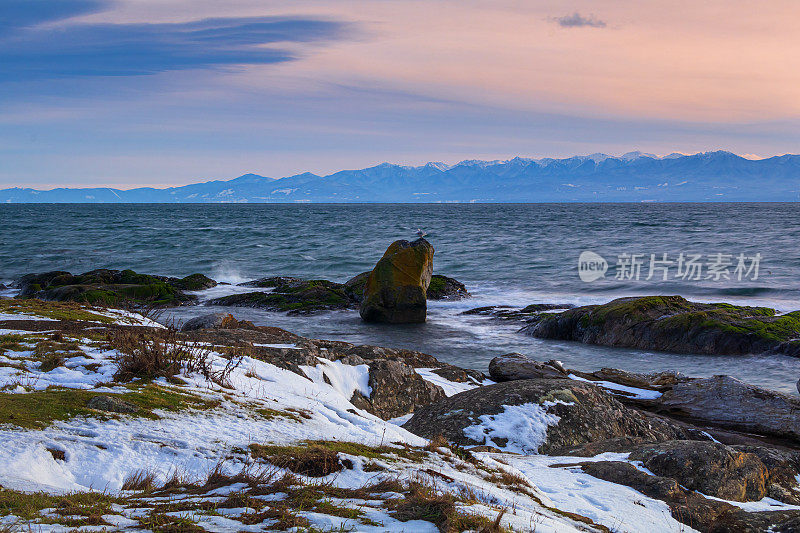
{"left": 249, "top": 440, "right": 424, "bottom": 463}
{"left": 0, "top": 384, "right": 218, "bottom": 429}
{"left": 176, "top": 273, "right": 216, "bottom": 291}
{"left": 0, "top": 334, "right": 27, "bottom": 354}
{"left": 0, "top": 298, "right": 114, "bottom": 323}
{"left": 0, "top": 488, "right": 122, "bottom": 520}
{"left": 427, "top": 276, "right": 446, "bottom": 294}
{"left": 255, "top": 407, "right": 309, "bottom": 423}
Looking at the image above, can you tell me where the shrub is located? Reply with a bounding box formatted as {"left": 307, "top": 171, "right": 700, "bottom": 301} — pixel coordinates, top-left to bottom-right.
{"left": 110, "top": 328, "right": 242, "bottom": 385}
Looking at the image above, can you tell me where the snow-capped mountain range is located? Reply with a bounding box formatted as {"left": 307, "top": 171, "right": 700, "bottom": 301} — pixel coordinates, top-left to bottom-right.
{"left": 3, "top": 151, "right": 799, "bottom": 203}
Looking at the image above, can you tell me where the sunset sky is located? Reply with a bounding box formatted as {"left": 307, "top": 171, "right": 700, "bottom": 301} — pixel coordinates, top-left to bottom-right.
{"left": 3, "top": 0, "right": 799, "bottom": 188}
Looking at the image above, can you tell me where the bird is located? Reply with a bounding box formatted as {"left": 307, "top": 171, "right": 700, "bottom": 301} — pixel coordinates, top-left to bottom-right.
{"left": 416, "top": 228, "right": 428, "bottom": 238}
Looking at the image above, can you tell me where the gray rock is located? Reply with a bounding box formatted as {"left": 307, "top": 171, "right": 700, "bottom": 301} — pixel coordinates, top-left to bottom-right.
{"left": 657, "top": 375, "right": 800, "bottom": 442}
{"left": 350, "top": 359, "right": 447, "bottom": 420}
{"left": 87, "top": 395, "right": 139, "bottom": 414}
{"left": 180, "top": 312, "right": 230, "bottom": 332}
{"left": 585, "top": 367, "right": 686, "bottom": 391}
{"left": 488, "top": 353, "right": 568, "bottom": 382}
{"left": 630, "top": 441, "right": 770, "bottom": 502}
{"left": 578, "top": 460, "right": 800, "bottom": 532}
{"left": 404, "top": 378, "right": 702, "bottom": 454}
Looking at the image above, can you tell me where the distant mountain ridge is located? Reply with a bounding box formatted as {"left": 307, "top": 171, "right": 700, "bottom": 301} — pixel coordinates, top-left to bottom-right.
{"left": 3, "top": 151, "right": 799, "bottom": 203}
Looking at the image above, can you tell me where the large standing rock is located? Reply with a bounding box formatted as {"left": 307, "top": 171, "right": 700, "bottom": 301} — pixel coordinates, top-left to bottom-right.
{"left": 403, "top": 378, "right": 702, "bottom": 454}
{"left": 360, "top": 238, "right": 434, "bottom": 324}
{"left": 656, "top": 375, "right": 800, "bottom": 442}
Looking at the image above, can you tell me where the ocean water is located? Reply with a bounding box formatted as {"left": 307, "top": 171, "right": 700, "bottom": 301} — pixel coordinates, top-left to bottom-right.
{"left": 2, "top": 203, "right": 799, "bottom": 393}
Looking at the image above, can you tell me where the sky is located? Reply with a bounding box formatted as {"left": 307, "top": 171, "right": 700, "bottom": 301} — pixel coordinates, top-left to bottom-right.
{"left": 2, "top": 0, "right": 800, "bottom": 189}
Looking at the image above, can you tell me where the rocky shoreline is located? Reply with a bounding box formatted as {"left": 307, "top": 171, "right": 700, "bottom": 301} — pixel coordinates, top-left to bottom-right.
{"left": 1, "top": 293, "right": 800, "bottom": 531}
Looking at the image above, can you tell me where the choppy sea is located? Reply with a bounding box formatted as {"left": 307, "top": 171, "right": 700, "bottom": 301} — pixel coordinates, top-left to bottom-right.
{"left": 2, "top": 203, "right": 798, "bottom": 393}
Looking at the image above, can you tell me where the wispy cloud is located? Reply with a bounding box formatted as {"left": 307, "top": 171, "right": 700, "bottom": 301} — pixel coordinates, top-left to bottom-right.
{"left": 554, "top": 12, "right": 607, "bottom": 28}
{"left": 0, "top": 0, "right": 349, "bottom": 81}
{"left": 0, "top": 0, "right": 105, "bottom": 35}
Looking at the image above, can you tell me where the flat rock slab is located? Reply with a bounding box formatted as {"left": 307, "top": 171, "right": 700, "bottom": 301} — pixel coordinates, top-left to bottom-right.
{"left": 656, "top": 375, "right": 800, "bottom": 442}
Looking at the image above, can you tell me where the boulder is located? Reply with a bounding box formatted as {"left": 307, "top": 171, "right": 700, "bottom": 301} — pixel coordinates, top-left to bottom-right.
{"left": 629, "top": 441, "right": 769, "bottom": 502}
{"left": 426, "top": 275, "right": 470, "bottom": 300}
{"left": 170, "top": 273, "right": 217, "bottom": 291}
{"left": 360, "top": 238, "right": 434, "bottom": 324}
{"left": 349, "top": 359, "right": 447, "bottom": 420}
{"left": 403, "top": 378, "right": 702, "bottom": 454}
{"left": 525, "top": 295, "right": 800, "bottom": 356}
{"left": 656, "top": 375, "right": 800, "bottom": 442}
{"left": 87, "top": 395, "right": 139, "bottom": 414}
{"left": 577, "top": 460, "right": 800, "bottom": 532}
{"left": 181, "top": 312, "right": 230, "bottom": 332}
{"left": 487, "top": 353, "right": 567, "bottom": 382}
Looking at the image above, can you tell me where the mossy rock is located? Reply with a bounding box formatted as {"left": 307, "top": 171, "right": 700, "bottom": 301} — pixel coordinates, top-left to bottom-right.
{"left": 360, "top": 238, "right": 434, "bottom": 324}
{"left": 170, "top": 273, "right": 217, "bottom": 291}
{"left": 209, "top": 278, "right": 356, "bottom": 314}
{"left": 15, "top": 268, "right": 203, "bottom": 306}
{"left": 427, "top": 275, "right": 470, "bottom": 300}
{"left": 527, "top": 295, "right": 800, "bottom": 356}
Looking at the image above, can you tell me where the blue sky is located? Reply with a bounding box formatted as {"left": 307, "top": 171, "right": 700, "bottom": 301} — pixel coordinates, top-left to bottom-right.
{"left": 2, "top": 0, "right": 799, "bottom": 188}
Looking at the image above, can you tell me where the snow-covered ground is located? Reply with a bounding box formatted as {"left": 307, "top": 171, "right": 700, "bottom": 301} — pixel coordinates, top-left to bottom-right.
{"left": 0, "top": 301, "right": 749, "bottom": 532}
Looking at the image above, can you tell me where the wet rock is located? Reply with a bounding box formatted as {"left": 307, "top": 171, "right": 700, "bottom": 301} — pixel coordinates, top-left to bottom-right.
{"left": 181, "top": 312, "right": 230, "bottom": 331}
{"left": 15, "top": 269, "right": 199, "bottom": 305}
{"left": 461, "top": 303, "right": 572, "bottom": 324}
{"left": 238, "top": 276, "right": 304, "bottom": 288}
{"left": 403, "top": 378, "right": 701, "bottom": 454}
{"left": 488, "top": 353, "right": 567, "bottom": 382}
{"left": 525, "top": 295, "right": 800, "bottom": 356}
{"left": 170, "top": 273, "right": 217, "bottom": 291}
{"left": 584, "top": 367, "right": 686, "bottom": 391}
{"left": 656, "top": 375, "right": 800, "bottom": 442}
{"left": 343, "top": 271, "right": 371, "bottom": 303}
{"left": 209, "top": 278, "right": 355, "bottom": 314}
{"left": 360, "top": 238, "right": 434, "bottom": 324}
{"left": 630, "top": 441, "right": 769, "bottom": 501}
{"left": 350, "top": 359, "right": 447, "bottom": 420}
{"left": 426, "top": 275, "right": 470, "bottom": 300}
{"left": 87, "top": 395, "right": 139, "bottom": 414}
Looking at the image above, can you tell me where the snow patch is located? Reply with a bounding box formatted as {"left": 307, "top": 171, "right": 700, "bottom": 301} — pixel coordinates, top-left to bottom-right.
{"left": 463, "top": 402, "right": 563, "bottom": 454}
{"left": 414, "top": 368, "right": 482, "bottom": 396}
{"left": 300, "top": 358, "right": 372, "bottom": 399}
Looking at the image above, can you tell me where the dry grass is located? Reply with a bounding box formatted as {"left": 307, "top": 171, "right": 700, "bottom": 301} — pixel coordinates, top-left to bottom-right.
{"left": 263, "top": 444, "right": 342, "bottom": 477}
{"left": 109, "top": 328, "right": 242, "bottom": 385}
{"left": 122, "top": 469, "right": 158, "bottom": 492}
